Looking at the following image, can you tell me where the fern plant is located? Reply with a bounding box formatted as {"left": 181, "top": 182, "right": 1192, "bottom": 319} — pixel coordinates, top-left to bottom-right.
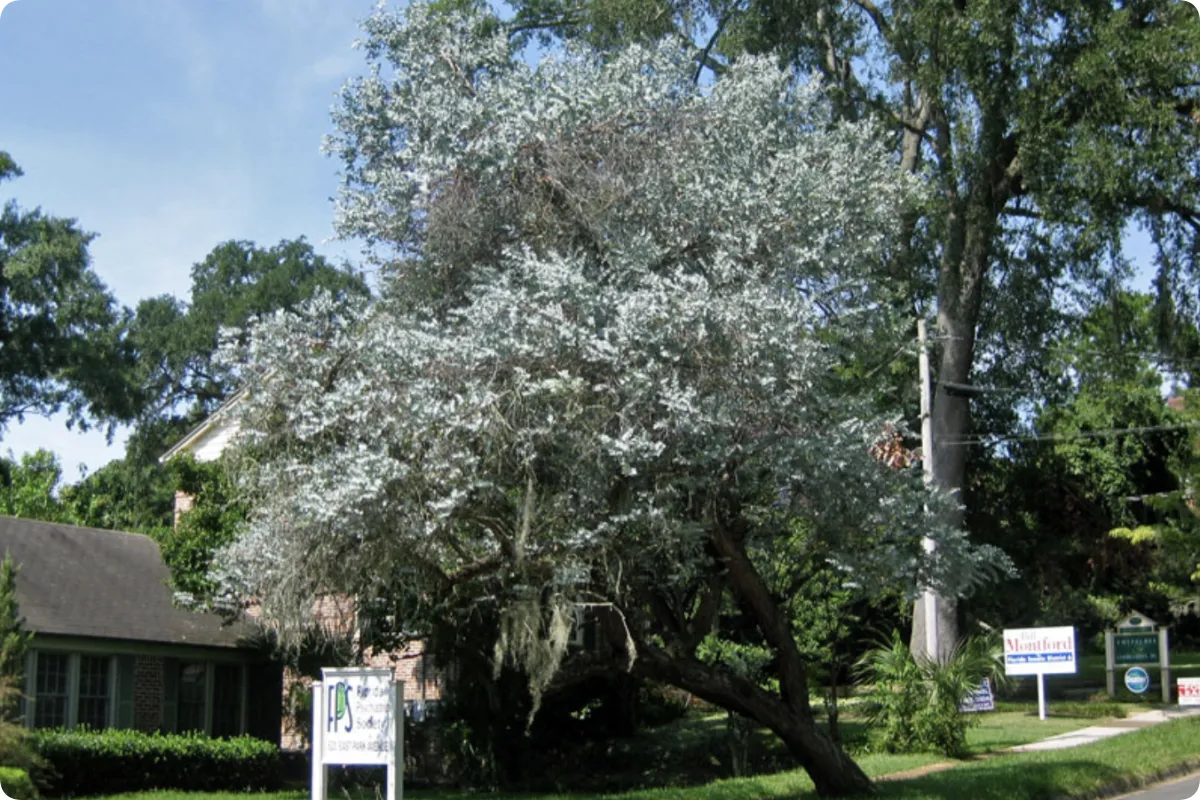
{"left": 857, "top": 630, "right": 1003, "bottom": 758}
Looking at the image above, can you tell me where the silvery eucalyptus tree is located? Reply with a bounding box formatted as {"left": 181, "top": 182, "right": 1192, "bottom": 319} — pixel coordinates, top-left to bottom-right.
{"left": 213, "top": 6, "right": 1009, "bottom": 795}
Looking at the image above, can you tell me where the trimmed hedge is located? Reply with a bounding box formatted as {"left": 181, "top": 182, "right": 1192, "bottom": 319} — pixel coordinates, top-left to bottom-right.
{"left": 31, "top": 728, "right": 280, "bottom": 796}
{"left": 0, "top": 767, "right": 38, "bottom": 799}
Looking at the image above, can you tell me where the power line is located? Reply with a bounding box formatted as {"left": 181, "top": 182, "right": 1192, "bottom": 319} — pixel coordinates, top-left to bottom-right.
{"left": 944, "top": 420, "right": 1200, "bottom": 447}
{"left": 929, "top": 334, "right": 1200, "bottom": 370}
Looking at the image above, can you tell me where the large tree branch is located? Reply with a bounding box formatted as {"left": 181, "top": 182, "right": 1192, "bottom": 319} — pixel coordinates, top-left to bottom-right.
{"left": 710, "top": 521, "right": 813, "bottom": 718}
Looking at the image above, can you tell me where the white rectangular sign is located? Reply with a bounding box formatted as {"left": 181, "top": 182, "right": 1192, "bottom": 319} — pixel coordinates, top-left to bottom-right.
{"left": 1003, "top": 626, "right": 1078, "bottom": 676}
{"left": 1179, "top": 677, "right": 1200, "bottom": 706}
{"left": 320, "top": 668, "right": 397, "bottom": 766}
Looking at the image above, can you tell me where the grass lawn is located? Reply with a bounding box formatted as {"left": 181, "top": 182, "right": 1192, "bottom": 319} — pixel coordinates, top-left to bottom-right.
{"left": 89, "top": 702, "right": 1148, "bottom": 800}
{"left": 868, "top": 715, "right": 1200, "bottom": 799}
{"left": 94, "top": 717, "right": 1200, "bottom": 800}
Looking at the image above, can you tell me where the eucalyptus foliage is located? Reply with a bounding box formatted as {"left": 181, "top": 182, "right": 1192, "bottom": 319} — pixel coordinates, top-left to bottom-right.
{"left": 213, "top": 6, "right": 1010, "bottom": 795}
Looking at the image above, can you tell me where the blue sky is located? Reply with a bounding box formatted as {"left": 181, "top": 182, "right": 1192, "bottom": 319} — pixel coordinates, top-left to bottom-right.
{"left": 0, "top": 0, "right": 379, "bottom": 477}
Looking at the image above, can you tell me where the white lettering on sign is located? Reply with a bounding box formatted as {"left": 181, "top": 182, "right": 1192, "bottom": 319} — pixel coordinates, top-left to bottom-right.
{"left": 1002, "top": 626, "right": 1078, "bottom": 676}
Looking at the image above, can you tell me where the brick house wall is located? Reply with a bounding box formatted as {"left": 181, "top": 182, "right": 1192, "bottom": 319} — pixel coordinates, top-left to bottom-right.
{"left": 133, "top": 656, "right": 164, "bottom": 732}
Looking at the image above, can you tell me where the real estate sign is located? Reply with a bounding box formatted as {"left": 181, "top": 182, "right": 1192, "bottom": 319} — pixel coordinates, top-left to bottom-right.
{"left": 1002, "top": 626, "right": 1077, "bottom": 676}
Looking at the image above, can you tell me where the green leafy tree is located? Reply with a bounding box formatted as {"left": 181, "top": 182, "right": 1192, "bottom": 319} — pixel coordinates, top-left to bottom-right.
{"left": 0, "top": 554, "right": 38, "bottom": 775}
{"left": 155, "top": 455, "right": 246, "bottom": 601}
{"left": 0, "top": 152, "right": 138, "bottom": 439}
{"left": 0, "top": 450, "right": 73, "bottom": 523}
{"left": 211, "top": 8, "right": 1010, "bottom": 795}
{"left": 130, "top": 237, "right": 369, "bottom": 422}
{"left": 963, "top": 291, "right": 1198, "bottom": 634}
{"left": 64, "top": 239, "right": 369, "bottom": 536}
{"left": 503, "top": 0, "right": 1200, "bottom": 660}
{"left": 0, "top": 555, "right": 31, "bottom": 700}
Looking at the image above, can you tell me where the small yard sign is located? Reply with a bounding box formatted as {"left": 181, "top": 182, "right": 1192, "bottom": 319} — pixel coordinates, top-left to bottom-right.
{"left": 1124, "top": 666, "right": 1151, "bottom": 694}
{"left": 1003, "top": 626, "right": 1077, "bottom": 720}
{"left": 1179, "top": 677, "right": 1200, "bottom": 707}
{"left": 959, "top": 678, "right": 995, "bottom": 713}
{"left": 312, "top": 669, "right": 404, "bottom": 800}
{"left": 1104, "top": 616, "right": 1171, "bottom": 703}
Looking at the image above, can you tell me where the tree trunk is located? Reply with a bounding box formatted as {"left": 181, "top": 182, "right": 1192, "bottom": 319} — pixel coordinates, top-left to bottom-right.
{"left": 632, "top": 645, "right": 875, "bottom": 797}
{"left": 907, "top": 172, "right": 1003, "bottom": 662}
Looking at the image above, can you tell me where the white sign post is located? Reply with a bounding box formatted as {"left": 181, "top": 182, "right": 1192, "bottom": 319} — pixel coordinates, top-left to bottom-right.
{"left": 311, "top": 668, "right": 404, "bottom": 800}
{"left": 1003, "top": 626, "right": 1077, "bottom": 721}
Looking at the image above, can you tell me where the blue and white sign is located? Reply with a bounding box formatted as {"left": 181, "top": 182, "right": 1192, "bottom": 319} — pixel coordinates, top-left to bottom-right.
{"left": 1124, "top": 666, "right": 1151, "bottom": 694}
{"left": 1003, "top": 626, "right": 1078, "bottom": 676}
{"left": 959, "top": 678, "right": 996, "bottom": 713}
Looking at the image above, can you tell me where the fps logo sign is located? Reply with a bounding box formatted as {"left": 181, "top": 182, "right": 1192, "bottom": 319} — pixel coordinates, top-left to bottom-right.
{"left": 319, "top": 668, "right": 396, "bottom": 768}
{"left": 328, "top": 681, "right": 354, "bottom": 733}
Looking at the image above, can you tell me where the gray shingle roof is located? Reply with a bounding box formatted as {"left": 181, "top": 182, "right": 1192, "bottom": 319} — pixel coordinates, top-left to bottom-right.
{"left": 0, "top": 516, "right": 259, "bottom": 650}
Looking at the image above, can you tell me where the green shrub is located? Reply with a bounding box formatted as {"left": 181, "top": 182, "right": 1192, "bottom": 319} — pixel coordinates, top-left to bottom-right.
{"left": 857, "top": 631, "right": 1004, "bottom": 758}
{"left": 31, "top": 728, "right": 280, "bottom": 797}
{"left": 0, "top": 767, "right": 38, "bottom": 799}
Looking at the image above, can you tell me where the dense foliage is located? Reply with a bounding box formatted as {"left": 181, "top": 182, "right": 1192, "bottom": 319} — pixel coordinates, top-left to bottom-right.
{"left": 504, "top": 0, "right": 1200, "bottom": 658}
{"left": 856, "top": 631, "right": 1003, "bottom": 758}
{"left": 211, "top": 6, "right": 1010, "bottom": 795}
{"left": 0, "top": 555, "right": 38, "bottom": 781}
{"left": 31, "top": 729, "right": 280, "bottom": 796}
{"left": 0, "top": 153, "right": 137, "bottom": 440}
{"left": 0, "top": 767, "right": 38, "bottom": 800}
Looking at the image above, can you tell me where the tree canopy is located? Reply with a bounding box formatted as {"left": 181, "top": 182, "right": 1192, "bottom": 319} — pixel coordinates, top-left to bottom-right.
{"left": 212, "top": 7, "right": 1009, "bottom": 795}
{"left": 0, "top": 152, "right": 138, "bottom": 440}
{"left": 501, "top": 0, "right": 1200, "bottom": 658}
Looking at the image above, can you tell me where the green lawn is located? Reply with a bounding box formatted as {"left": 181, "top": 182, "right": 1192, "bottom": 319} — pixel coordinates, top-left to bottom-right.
{"left": 91, "top": 716, "right": 1200, "bottom": 800}
{"left": 867, "top": 715, "right": 1200, "bottom": 799}
{"left": 88, "top": 701, "right": 1150, "bottom": 800}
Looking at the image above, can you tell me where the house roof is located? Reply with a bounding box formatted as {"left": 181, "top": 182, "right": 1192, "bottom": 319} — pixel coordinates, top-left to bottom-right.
{"left": 159, "top": 388, "right": 247, "bottom": 464}
{"left": 0, "top": 516, "right": 259, "bottom": 650}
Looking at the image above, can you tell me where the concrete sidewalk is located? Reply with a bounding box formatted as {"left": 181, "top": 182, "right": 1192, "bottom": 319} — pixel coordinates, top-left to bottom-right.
{"left": 1007, "top": 706, "right": 1200, "bottom": 752}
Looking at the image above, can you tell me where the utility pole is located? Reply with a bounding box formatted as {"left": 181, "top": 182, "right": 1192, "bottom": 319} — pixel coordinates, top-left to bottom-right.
{"left": 917, "top": 319, "right": 940, "bottom": 662}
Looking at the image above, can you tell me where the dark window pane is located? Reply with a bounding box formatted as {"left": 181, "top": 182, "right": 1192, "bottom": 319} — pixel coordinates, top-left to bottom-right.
{"left": 77, "top": 656, "right": 110, "bottom": 730}
{"left": 178, "top": 663, "right": 206, "bottom": 733}
{"left": 33, "top": 653, "right": 68, "bottom": 729}
{"left": 212, "top": 665, "right": 241, "bottom": 738}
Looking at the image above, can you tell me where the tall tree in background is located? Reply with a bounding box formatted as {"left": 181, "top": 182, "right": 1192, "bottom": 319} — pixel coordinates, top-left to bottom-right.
{"left": 212, "top": 8, "right": 1009, "bottom": 794}
{"left": 0, "top": 152, "right": 138, "bottom": 440}
{"left": 503, "top": 0, "right": 1200, "bottom": 657}
{"left": 0, "top": 450, "right": 73, "bottom": 523}
{"left": 963, "top": 292, "right": 1200, "bottom": 635}
{"left": 130, "top": 237, "right": 369, "bottom": 425}
{"left": 67, "top": 239, "right": 369, "bottom": 535}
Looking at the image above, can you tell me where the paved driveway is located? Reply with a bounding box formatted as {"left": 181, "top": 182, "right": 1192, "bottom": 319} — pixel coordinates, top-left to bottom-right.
{"left": 1115, "top": 772, "right": 1200, "bottom": 800}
